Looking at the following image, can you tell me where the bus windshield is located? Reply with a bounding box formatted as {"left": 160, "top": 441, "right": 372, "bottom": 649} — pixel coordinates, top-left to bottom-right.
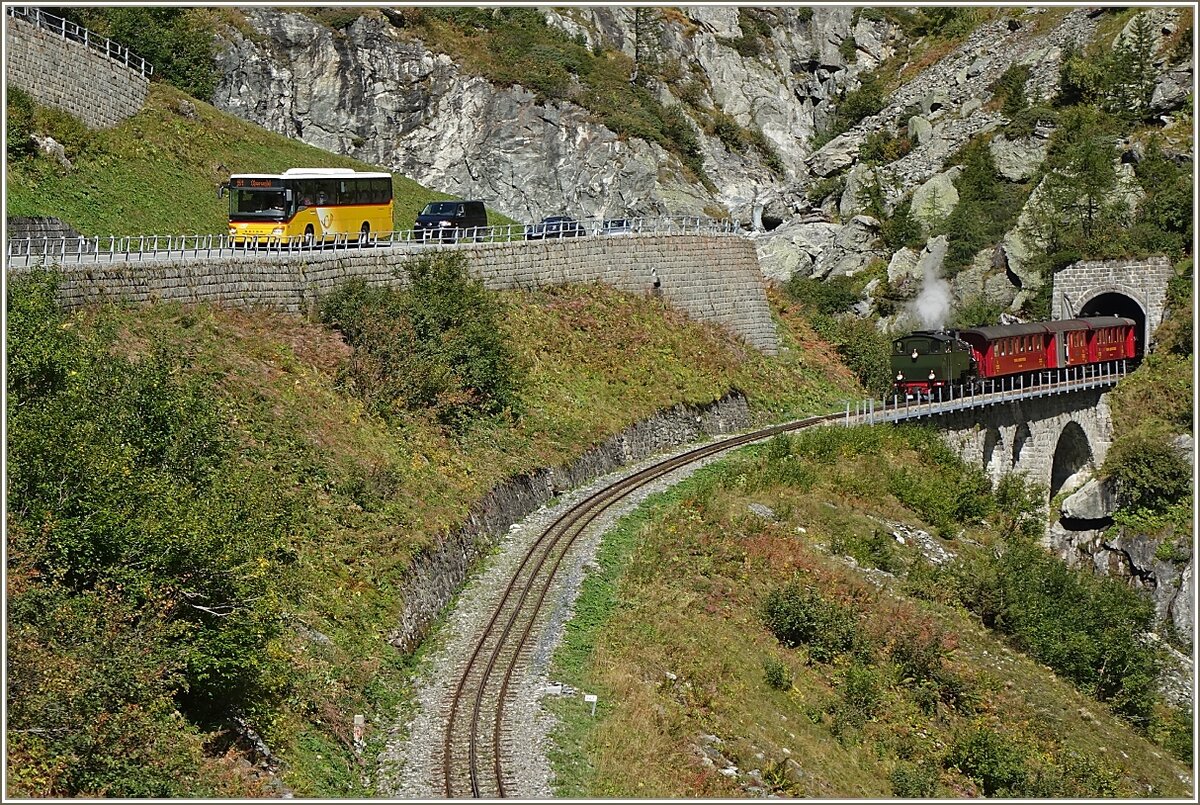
{"left": 230, "top": 188, "right": 290, "bottom": 220}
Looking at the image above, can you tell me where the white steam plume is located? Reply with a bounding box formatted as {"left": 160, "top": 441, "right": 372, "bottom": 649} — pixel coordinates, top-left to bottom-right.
{"left": 913, "top": 262, "right": 951, "bottom": 330}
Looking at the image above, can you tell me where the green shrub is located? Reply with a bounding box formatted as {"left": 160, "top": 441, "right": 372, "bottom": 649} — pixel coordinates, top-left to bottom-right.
{"left": 859, "top": 128, "right": 913, "bottom": 166}
{"left": 763, "top": 656, "right": 793, "bottom": 690}
{"left": 838, "top": 35, "right": 857, "bottom": 63}
{"left": 762, "top": 581, "right": 863, "bottom": 663}
{"left": 1104, "top": 428, "right": 1191, "bottom": 515}
{"left": 890, "top": 761, "right": 940, "bottom": 797}
{"left": 951, "top": 297, "right": 1004, "bottom": 329}
{"left": 946, "top": 727, "right": 1029, "bottom": 796}
{"left": 991, "top": 63, "right": 1031, "bottom": 119}
{"left": 955, "top": 535, "right": 1160, "bottom": 724}
{"left": 6, "top": 271, "right": 295, "bottom": 793}
{"left": 320, "top": 253, "right": 522, "bottom": 428}
{"left": 807, "top": 172, "right": 847, "bottom": 205}
{"left": 6, "top": 84, "right": 35, "bottom": 159}
{"left": 73, "top": 8, "right": 219, "bottom": 101}
{"left": 785, "top": 275, "right": 860, "bottom": 315}
{"left": 881, "top": 197, "right": 923, "bottom": 250}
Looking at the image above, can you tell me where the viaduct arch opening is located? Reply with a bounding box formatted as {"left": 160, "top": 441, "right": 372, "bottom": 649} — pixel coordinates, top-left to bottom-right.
{"left": 1012, "top": 423, "right": 1031, "bottom": 467}
{"left": 1049, "top": 421, "right": 1094, "bottom": 501}
{"left": 1079, "top": 291, "right": 1148, "bottom": 354}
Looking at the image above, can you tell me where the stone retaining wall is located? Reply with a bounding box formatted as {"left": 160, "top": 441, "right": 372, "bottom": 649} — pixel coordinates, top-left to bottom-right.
{"left": 30, "top": 234, "right": 780, "bottom": 353}
{"left": 5, "top": 14, "right": 149, "bottom": 129}
{"left": 387, "top": 391, "right": 752, "bottom": 654}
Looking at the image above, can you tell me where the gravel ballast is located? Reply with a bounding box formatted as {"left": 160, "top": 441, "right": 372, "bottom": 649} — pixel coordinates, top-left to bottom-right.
{"left": 375, "top": 430, "right": 766, "bottom": 798}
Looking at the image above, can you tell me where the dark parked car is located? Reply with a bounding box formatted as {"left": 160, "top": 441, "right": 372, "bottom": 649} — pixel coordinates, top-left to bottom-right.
{"left": 414, "top": 199, "right": 488, "bottom": 241}
{"left": 525, "top": 215, "right": 584, "bottom": 240}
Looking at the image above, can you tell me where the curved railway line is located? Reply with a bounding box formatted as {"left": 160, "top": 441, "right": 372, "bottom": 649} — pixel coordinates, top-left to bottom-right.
{"left": 432, "top": 362, "right": 1130, "bottom": 797}
{"left": 438, "top": 411, "right": 837, "bottom": 798}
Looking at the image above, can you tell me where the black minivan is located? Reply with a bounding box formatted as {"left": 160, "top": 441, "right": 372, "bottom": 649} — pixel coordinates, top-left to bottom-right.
{"left": 414, "top": 200, "right": 488, "bottom": 241}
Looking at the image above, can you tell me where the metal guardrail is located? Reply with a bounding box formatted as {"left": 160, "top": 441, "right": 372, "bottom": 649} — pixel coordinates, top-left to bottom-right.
{"left": 4, "top": 215, "right": 744, "bottom": 265}
{"left": 7, "top": 6, "right": 153, "bottom": 78}
{"left": 843, "top": 360, "right": 1131, "bottom": 426}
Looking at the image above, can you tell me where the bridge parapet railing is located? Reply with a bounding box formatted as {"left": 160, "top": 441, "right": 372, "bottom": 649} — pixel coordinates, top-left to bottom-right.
{"left": 4, "top": 215, "right": 747, "bottom": 265}
{"left": 6, "top": 6, "right": 153, "bottom": 77}
{"left": 843, "top": 360, "right": 1131, "bottom": 427}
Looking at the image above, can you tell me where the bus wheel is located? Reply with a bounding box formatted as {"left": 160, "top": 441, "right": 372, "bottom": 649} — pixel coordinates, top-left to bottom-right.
{"left": 303, "top": 226, "right": 315, "bottom": 249}
{"left": 358, "top": 222, "right": 370, "bottom": 246}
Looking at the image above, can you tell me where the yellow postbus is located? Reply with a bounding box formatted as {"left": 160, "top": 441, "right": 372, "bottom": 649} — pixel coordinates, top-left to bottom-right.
{"left": 223, "top": 167, "right": 393, "bottom": 245}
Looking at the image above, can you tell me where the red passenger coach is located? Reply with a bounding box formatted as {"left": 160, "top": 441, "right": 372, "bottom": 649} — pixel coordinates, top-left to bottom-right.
{"left": 958, "top": 316, "right": 1137, "bottom": 382}
{"left": 958, "top": 323, "right": 1051, "bottom": 378}
{"left": 1087, "top": 316, "right": 1137, "bottom": 362}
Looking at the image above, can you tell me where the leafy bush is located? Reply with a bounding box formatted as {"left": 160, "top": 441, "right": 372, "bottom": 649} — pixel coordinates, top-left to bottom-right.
{"left": 784, "top": 275, "right": 860, "bottom": 315}
{"left": 881, "top": 197, "right": 923, "bottom": 250}
{"left": 320, "top": 253, "right": 522, "bottom": 427}
{"left": 762, "top": 581, "right": 864, "bottom": 663}
{"left": 890, "top": 761, "right": 940, "bottom": 797}
{"left": 6, "top": 272, "right": 294, "bottom": 793}
{"left": 806, "top": 172, "right": 847, "bottom": 205}
{"left": 954, "top": 535, "right": 1161, "bottom": 724}
{"left": 829, "top": 662, "right": 880, "bottom": 740}
{"left": 721, "top": 10, "right": 772, "bottom": 58}
{"left": 945, "top": 726, "right": 1029, "bottom": 796}
{"left": 6, "top": 84, "right": 35, "bottom": 159}
{"left": 859, "top": 128, "right": 912, "bottom": 166}
{"left": 838, "top": 35, "right": 857, "bottom": 64}
{"left": 1103, "top": 428, "right": 1191, "bottom": 515}
{"left": 72, "top": 8, "right": 219, "bottom": 101}
{"left": 763, "top": 656, "right": 793, "bottom": 690}
{"left": 831, "top": 527, "right": 902, "bottom": 573}
{"left": 991, "top": 63, "right": 1031, "bottom": 119}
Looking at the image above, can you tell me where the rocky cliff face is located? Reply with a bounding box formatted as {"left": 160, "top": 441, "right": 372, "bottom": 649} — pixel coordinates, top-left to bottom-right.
{"left": 211, "top": 7, "right": 1191, "bottom": 323}
{"left": 212, "top": 7, "right": 887, "bottom": 223}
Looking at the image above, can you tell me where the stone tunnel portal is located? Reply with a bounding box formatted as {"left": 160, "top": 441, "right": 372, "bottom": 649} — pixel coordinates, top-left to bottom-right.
{"left": 1078, "top": 291, "right": 1148, "bottom": 354}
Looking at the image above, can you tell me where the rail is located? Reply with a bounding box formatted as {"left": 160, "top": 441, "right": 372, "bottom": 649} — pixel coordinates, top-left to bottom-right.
{"left": 843, "top": 360, "right": 1131, "bottom": 425}
{"left": 4, "top": 215, "right": 745, "bottom": 265}
{"left": 6, "top": 6, "right": 154, "bottom": 78}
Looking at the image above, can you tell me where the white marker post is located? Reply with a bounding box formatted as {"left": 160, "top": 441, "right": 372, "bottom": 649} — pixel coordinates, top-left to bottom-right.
{"left": 584, "top": 693, "right": 598, "bottom": 717}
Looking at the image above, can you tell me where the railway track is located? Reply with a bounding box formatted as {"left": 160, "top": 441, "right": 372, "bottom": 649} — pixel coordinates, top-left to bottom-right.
{"left": 439, "top": 412, "right": 838, "bottom": 798}
{"left": 436, "top": 364, "right": 1128, "bottom": 797}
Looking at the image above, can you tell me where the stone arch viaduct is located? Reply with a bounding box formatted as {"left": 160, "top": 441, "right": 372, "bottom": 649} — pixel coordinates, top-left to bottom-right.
{"left": 930, "top": 388, "right": 1115, "bottom": 502}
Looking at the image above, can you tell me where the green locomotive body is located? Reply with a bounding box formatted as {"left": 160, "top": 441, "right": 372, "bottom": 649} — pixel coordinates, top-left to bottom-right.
{"left": 891, "top": 331, "right": 976, "bottom": 399}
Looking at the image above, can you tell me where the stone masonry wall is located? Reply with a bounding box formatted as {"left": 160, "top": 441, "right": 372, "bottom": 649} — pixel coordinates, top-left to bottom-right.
{"left": 1053, "top": 255, "right": 1174, "bottom": 345}
{"left": 934, "top": 389, "right": 1113, "bottom": 492}
{"left": 5, "top": 14, "right": 149, "bottom": 129}
{"left": 30, "top": 234, "right": 780, "bottom": 353}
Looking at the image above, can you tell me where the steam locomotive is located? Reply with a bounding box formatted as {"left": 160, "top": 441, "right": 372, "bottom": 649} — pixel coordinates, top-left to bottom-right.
{"left": 891, "top": 316, "right": 1138, "bottom": 399}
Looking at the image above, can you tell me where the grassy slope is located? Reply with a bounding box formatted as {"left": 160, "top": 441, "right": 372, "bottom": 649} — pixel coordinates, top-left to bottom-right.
{"left": 5, "top": 82, "right": 514, "bottom": 234}
{"left": 55, "top": 285, "right": 855, "bottom": 796}
{"left": 548, "top": 432, "right": 1191, "bottom": 798}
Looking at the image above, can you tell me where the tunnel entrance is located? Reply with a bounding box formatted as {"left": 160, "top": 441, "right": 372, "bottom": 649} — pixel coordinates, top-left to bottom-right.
{"left": 1049, "top": 421, "right": 1094, "bottom": 501}
{"left": 1078, "top": 292, "right": 1148, "bottom": 354}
